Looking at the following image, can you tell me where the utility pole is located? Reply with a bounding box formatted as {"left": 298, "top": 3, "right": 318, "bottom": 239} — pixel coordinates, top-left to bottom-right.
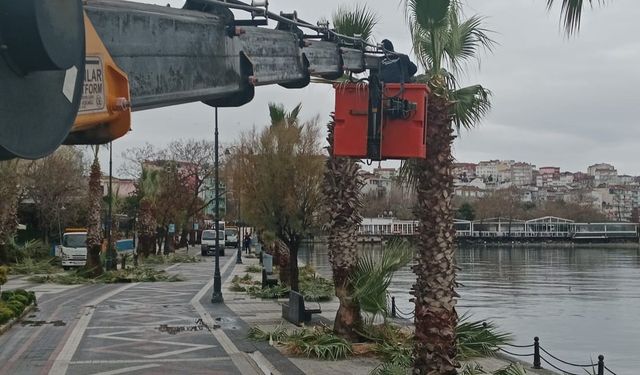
{"left": 236, "top": 190, "right": 242, "bottom": 264}
{"left": 211, "top": 108, "right": 223, "bottom": 303}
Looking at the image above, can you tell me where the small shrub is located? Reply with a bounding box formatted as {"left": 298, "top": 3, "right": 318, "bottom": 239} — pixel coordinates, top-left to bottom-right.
{"left": 0, "top": 265, "right": 8, "bottom": 285}
{"left": 0, "top": 306, "right": 13, "bottom": 324}
{"left": 8, "top": 294, "right": 29, "bottom": 306}
{"left": 5, "top": 300, "right": 25, "bottom": 315}
{"left": 245, "top": 264, "right": 262, "bottom": 273}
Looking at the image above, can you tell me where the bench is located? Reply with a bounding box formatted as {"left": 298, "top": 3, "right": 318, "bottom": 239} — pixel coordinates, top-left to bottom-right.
{"left": 262, "top": 268, "right": 279, "bottom": 288}
{"left": 282, "top": 291, "right": 322, "bottom": 326}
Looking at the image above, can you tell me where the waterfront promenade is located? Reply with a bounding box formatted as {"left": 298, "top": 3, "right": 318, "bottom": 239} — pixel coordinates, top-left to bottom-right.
{"left": 0, "top": 247, "right": 555, "bottom": 374}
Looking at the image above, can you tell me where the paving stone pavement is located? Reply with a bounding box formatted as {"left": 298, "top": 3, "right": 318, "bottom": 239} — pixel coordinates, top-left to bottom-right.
{"left": 0, "top": 250, "right": 302, "bottom": 375}
{"left": 0, "top": 250, "right": 556, "bottom": 375}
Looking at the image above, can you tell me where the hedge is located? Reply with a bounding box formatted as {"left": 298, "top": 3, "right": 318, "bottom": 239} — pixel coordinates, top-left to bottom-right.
{"left": 0, "top": 289, "right": 36, "bottom": 325}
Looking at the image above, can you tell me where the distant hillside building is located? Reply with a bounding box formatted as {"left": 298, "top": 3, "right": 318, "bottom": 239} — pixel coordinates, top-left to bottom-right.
{"left": 587, "top": 163, "right": 617, "bottom": 186}
{"left": 453, "top": 163, "right": 477, "bottom": 181}
{"left": 510, "top": 162, "right": 535, "bottom": 187}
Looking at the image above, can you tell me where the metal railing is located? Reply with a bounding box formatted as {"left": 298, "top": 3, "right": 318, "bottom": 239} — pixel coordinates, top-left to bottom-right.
{"left": 388, "top": 296, "right": 618, "bottom": 375}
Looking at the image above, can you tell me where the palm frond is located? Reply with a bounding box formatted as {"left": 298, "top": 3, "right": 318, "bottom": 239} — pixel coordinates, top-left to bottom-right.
{"left": 332, "top": 4, "right": 379, "bottom": 42}
{"left": 547, "top": 0, "right": 605, "bottom": 36}
{"left": 492, "top": 363, "right": 528, "bottom": 375}
{"left": 450, "top": 84, "right": 492, "bottom": 131}
{"left": 456, "top": 313, "right": 512, "bottom": 360}
{"left": 397, "top": 159, "right": 421, "bottom": 191}
{"left": 286, "top": 327, "right": 353, "bottom": 360}
{"left": 268, "top": 103, "right": 287, "bottom": 126}
{"left": 443, "top": 14, "right": 495, "bottom": 75}
{"left": 405, "top": 0, "right": 450, "bottom": 30}
{"left": 350, "top": 240, "right": 413, "bottom": 318}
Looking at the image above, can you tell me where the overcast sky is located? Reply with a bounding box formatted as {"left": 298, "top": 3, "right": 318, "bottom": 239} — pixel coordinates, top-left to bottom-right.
{"left": 102, "top": 0, "right": 640, "bottom": 176}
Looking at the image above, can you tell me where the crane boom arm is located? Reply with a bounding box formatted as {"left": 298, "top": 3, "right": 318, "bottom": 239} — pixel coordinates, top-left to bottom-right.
{"left": 84, "top": 0, "right": 366, "bottom": 111}
{"left": 0, "top": 0, "right": 380, "bottom": 160}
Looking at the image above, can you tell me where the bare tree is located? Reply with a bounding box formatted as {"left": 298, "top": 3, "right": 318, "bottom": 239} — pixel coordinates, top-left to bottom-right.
{"left": 23, "top": 147, "right": 87, "bottom": 243}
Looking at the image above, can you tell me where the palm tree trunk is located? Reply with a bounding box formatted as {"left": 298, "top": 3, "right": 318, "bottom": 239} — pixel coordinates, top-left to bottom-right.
{"left": 275, "top": 239, "right": 290, "bottom": 285}
{"left": 323, "top": 118, "right": 364, "bottom": 341}
{"left": 288, "top": 236, "right": 300, "bottom": 292}
{"left": 413, "top": 91, "right": 458, "bottom": 375}
{"left": 85, "top": 154, "right": 104, "bottom": 277}
{"left": 137, "top": 198, "right": 156, "bottom": 258}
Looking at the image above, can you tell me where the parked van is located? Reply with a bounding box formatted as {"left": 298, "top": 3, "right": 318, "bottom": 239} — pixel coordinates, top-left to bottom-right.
{"left": 225, "top": 227, "right": 239, "bottom": 248}
{"left": 201, "top": 229, "right": 225, "bottom": 256}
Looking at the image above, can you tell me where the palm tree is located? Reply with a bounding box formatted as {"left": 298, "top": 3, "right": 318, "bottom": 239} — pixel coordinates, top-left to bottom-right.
{"left": 404, "top": 1, "right": 494, "bottom": 373}
{"left": 136, "top": 167, "right": 159, "bottom": 258}
{"left": 547, "top": 0, "right": 605, "bottom": 35}
{"left": 321, "top": 4, "right": 378, "bottom": 341}
{"left": 85, "top": 146, "right": 104, "bottom": 276}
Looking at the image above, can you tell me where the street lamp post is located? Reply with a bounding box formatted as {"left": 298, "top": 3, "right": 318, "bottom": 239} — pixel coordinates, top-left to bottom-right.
{"left": 106, "top": 141, "right": 115, "bottom": 270}
{"left": 236, "top": 193, "right": 242, "bottom": 264}
{"left": 211, "top": 108, "right": 223, "bottom": 304}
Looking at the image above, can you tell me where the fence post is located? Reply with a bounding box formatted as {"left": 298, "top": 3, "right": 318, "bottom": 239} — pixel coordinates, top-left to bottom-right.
{"left": 533, "top": 337, "right": 541, "bottom": 369}
{"left": 597, "top": 354, "right": 604, "bottom": 375}
{"left": 391, "top": 296, "right": 397, "bottom": 318}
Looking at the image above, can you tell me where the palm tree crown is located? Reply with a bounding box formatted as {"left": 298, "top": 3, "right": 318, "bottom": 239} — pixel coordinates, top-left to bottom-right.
{"left": 406, "top": 0, "right": 495, "bottom": 131}
{"left": 547, "top": 0, "right": 606, "bottom": 35}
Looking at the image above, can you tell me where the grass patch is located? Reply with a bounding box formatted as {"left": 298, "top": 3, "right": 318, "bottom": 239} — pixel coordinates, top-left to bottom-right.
{"left": 28, "top": 267, "right": 183, "bottom": 284}
{"left": 230, "top": 274, "right": 260, "bottom": 292}
{"left": 9, "top": 258, "right": 63, "bottom": 275}
{"left": 245, "top": 264, "right": 262, "bottom": 273}
{"left": 142, "top": 254, "right": 201, "bottom": 265}
{"left": 246, "top": 285, "right": 289, "bottom": 299}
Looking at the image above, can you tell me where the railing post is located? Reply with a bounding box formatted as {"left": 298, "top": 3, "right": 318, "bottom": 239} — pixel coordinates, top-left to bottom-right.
{"left": 391, "top": 296, "right": 397, "bottom": 318}
{"left": 597, "top": 354, "right": 604, "bottom": 375}
{"left": 533, "top": 337, "right": 541, "bottom": 369}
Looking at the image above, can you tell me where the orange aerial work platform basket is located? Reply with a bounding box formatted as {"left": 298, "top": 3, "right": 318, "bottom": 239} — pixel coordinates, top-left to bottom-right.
{"left": 333, "top": 82, "right": 428, "bottom": 160}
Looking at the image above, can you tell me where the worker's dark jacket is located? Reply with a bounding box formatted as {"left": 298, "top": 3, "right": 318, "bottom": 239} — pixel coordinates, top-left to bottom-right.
{"left": 380, "top": 54, "right": 418, "bottom": 84}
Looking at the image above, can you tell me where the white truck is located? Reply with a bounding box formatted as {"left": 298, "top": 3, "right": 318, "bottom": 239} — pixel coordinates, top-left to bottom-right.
{"left": 59, "top": 228, "right": 88, "bottom": 269}
{"left": 201, "top": 229, "right": 225, "bottom": 256}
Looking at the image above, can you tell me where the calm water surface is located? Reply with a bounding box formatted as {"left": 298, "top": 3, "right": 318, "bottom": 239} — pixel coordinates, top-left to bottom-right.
{"left": 299, "top": 243, "right": 640, "bottom": 374}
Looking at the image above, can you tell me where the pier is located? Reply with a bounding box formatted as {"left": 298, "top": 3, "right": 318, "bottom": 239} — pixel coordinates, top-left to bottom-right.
{"left": 358, "top": 216, "right": 639, "bottom": 241}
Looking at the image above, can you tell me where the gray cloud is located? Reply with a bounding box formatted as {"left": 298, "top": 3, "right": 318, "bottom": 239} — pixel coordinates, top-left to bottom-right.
{"left": 101, "top": 0, "right": 640, "bottom": 176}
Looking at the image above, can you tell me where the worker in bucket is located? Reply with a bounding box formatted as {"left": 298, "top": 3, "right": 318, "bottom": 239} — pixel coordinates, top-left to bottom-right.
{"left": 380, "top": 39, "right": 418, "bottom": 84}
